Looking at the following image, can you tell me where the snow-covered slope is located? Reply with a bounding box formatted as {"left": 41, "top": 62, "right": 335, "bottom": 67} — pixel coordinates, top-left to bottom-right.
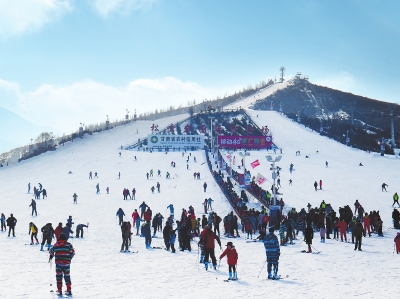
{"left": 0, "top": 111, "right": 398, "bottom": 298}
{"left": 224, "top": 81, "right": 289, "bottom": 110}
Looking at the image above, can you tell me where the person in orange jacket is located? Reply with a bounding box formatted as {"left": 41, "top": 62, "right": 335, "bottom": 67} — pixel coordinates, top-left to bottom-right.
{"left": 219, "top": 241, "right": 238, "bottom": 280}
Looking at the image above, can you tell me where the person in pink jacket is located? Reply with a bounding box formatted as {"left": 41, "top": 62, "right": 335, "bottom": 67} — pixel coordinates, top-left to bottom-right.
{"left": 394, "top": 232, "right": 400, "bottom": 254}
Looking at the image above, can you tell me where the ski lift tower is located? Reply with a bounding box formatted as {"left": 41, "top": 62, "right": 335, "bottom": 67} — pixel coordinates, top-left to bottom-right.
{"left": 106, "top": 115, "right": 110, "bottom": 130}
{"left": 266, "top": 155, "right": 282, "bottom": 206}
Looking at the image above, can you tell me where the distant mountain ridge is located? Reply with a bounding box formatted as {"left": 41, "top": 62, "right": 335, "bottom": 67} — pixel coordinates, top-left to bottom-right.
{"left": 253, "top": 78, "right": 400, "bottom": 153}
{"left": 0, "top": 106, "right": 58, "bottom": 154}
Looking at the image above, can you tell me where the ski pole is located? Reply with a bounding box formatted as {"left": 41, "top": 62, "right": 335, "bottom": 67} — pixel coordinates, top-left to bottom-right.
{"left": 197, "top": 245, "right": 200, "bottom": 270}
{"left": 218, "top": 258, "right": 221, "bottom": 270}
{"left": 257, "top": 260, "right": 267, "bottom": 278}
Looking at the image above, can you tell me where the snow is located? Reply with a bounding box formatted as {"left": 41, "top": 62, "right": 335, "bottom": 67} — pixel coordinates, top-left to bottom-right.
{"left": 0, "top": 110, "right": 399, "bottom": 298}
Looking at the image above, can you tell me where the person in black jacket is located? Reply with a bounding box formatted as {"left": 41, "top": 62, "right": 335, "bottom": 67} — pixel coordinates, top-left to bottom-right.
{"left": 353, "top": 220, "right": 363, "bottom": 251}
{"left": 6, "top": 214, "right": 17, "bottom": 237}
{"left": 29, "top": 199, "right": 37, "bottom": 216}
{"left": 120, "top": 221, "right": 130, "bottom": 252}
{"left": 163, "top": 223, "right": 172, "bottom": 251}
{"left": 304, "top": 224, "right": 314, "bottom": 253}
{"left": 41, "top": 223, "right": 55, "bottom": 251}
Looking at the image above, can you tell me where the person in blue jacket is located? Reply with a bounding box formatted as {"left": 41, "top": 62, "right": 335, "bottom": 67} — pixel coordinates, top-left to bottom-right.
{"left": 263, "top": 227, "right": 281, "bottom": 280}
{"left": 139, "top": 202, "right": 148, "bottom": 218}
{"left": 167, "top": 204, "right": 174, "bottom": 220}
{"left": 170, "top": 229, "right": 177, "bottom": 253}
{"left": 62, "top": 224, "right": 73, "bottom": 241}
{"left": 116, "top": 208, "right": 125, "bottom": 226}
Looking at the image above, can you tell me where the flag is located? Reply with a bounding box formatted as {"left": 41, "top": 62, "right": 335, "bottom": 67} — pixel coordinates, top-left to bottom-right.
{"left": 250, "top": 159, "right": 260, "bottom": 169}
{"left": 256, "top": 173, "right": 267, "bottom": 185}
{"left": 226, "top": 154, "right": 231, "bottom": 161}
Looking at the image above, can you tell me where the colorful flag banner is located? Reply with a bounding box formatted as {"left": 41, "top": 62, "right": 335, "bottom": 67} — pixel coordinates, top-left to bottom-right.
{"left": 250, "top": 159, "right": 260, "bottom": 169}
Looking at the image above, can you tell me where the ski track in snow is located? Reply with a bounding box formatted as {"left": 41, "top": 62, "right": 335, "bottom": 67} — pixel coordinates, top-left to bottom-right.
{"left": 0, "top": 111, "right": 399, "bottom": 298}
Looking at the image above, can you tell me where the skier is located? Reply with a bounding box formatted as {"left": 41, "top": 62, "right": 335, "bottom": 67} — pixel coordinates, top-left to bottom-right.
{"left": 151, "top": 186, "right": 155, "bottom": 193}
{"left": 6, "top": 213, "right": 17, "bottom": 237}
{"left": 139, "top": 202, "right": 148, "bottom": 218}
{"left": 120, "top": 221, "right": 130, "bottom": 252}
{"left": 319, "top": 180, "right": 322, "bottom": 190}
{"left": 166, "top": 204, "right": 174, "bottom": 220}
{"left": 199, "top": 225, "right": 221, "bottom": 270}
{"left": 393, "top": 192, "right": 400, "bottom": 207}
{"left": 325, "top": 161, "right": 328, "bottom": 167}
{"left": 170, "top": 229, "right": 177, "bottom": 253}
{"left": 289, "top": 179, "right": 292, "bottom": 186}
{"left": 0, "top": 213, "right": 6, "bottom": 231}
{"left": 28, "top": 222, "right": 39, "bottom": 245}
{"left": 353, "top": 220, "right": 363, "bottom": 251}
{"left": 203, "top": 182, "right": 207, "bottom": 192}
{"left": 304, "top": 224, "right": 314, "bottom": 252}
{"left": 116, "top": 208, "right": 125, "bottom": 226}
{"left": 263, "top": 227, "right": 281, "bottom": 279}
{"left": 54, "top": 223, "right": 63, "bottom": 240}
{"left": 132, "top": 188, "right": 136, "bottom": 200}
{"left": 314, "top": 181, "right": 318, "bottom": 191}
{"left": 118, "top": 172, "right": 121, "bottom": 179}
{"left": 150, "top": 169, "right": 153, "bottom": 177}
{"left": 49, "top": 233, "right": 75, "bottom": 296}
{"left": 94, "top": 172, "right": 98, "bottom": 178}
{"left": 29, "top": 199, "right": 37, "bottom": 216}
{"left": 89, "top": 171, "right": 92, "bottom": 179}
{"left": 394, "top": 232, "right": 400, "bottom": 254}
{"left": 143, "top": 222, "right": 152, "bottom": 249}
{"left": 75, "top": 224, "right": 88, "bottom": 238}
{"left": 156, "top": 182, "right": 160, "bottom": 193}
{"left": 62, "top": 224, "right": 73, "bottom": 241}
{"left": 41, "top": 223, "right": 54, "bottom": 251}
{"left": 67, "top": 216, "right": 74, "bottom": 228}
{"left": 163, "top": 221, "right": 172, "bottom": 251}
{"left": 28, "top": 182, "right": 31, "bottom": 193}
{"left": 96, "top": 183, "right": 100, "bottom": 194}
{"left": 132, "top": 209, "right": 139, "bottom": 226}
{"left": 38, "top": 183, "right": 42, "bottom": 191}
{"left": 42, "top": 189, "right": 47, "bottom": 199}
{"left": 219, "top": 241, "right": 238, "bottom": 280}
{"left": 382, "top": 183, "right": 388, "bottom": 192}
{"left": 157, "top": 170, "right": 161, "bottom": 177}
{"left": 203, "top": 199, "right": 208, "bottom": 214}
{"left": 106, "top": 187, "right": 109, "bottom": 194}
{"left": 73, "top": 193, "right": 78, "bottom": 204}
{"left": 354, "top": 200, "right": 360, "bottom": 214}
{"left": 207, "top": 198, "right": 214, "bottom": 210}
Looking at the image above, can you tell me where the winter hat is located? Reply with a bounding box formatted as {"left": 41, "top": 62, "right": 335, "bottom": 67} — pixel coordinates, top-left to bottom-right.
{"left": 226, "top": 242, "right": 233, "bottom": 247}
{"left": 269, "top": 227, "right": 275, "bottom": 233}
{"left": 59, "top": 233, "right": 67, "bottom": 240}
{"left": 397, "top": 232, "right": 400, "bottom": 236}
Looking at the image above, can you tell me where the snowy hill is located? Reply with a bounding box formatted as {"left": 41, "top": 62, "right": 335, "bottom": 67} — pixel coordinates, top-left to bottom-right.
{"left": 0, "top": 110, "right": 399, "bottom": 298}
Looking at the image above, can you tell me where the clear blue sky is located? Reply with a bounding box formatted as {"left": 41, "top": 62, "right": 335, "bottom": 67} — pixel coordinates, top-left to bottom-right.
{"left": 0, "top": 0, "right": 399, "bottom": 133}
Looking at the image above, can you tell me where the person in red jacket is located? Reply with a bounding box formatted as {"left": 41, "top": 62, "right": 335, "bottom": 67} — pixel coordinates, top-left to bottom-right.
{"left": 219, "top": 241, "right": 238, "bottom": 280}
{"left": 144, "top": 208, "right": 152, "bottom": 223}
{"left": 54, "top": 222, "right": 63, "bottom": 241}
{"left": 199, "top": 225, "right": 221, "bottom": 271}
{"left": 394, "top": 232, "right": 400, "bottom": 254}
{"left": 337, "top": 219, "right": 348, "bottom": 242}
{"left": 132, "top": 209, "right": 139, "bottom": 226}
{"left": 362, "top": 213, "right": 371, "bottom": 237}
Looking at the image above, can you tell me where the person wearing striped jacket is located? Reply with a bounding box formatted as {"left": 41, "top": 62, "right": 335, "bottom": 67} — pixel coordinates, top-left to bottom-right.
{"left": 49, "top": 233, "right": 75, "bottom": 296}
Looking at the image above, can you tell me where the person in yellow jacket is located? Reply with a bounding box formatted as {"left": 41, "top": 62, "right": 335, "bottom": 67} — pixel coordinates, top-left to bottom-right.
{"left": 28, "top": 222, "right": 39, "bottom": 245}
